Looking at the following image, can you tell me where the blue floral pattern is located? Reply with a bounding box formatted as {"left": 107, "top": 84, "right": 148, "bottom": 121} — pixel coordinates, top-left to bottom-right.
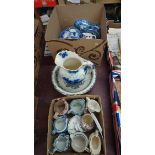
{"left": 58, "top": 51, "right": 68, "bottom": 58}
{"left": 63, "top": 77, "right": 82, "bottom": 85}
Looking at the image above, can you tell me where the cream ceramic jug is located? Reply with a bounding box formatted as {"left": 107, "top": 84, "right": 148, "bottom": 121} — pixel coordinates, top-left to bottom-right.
{"left": 55, "top": 50, "right": 94, "bottom": 89}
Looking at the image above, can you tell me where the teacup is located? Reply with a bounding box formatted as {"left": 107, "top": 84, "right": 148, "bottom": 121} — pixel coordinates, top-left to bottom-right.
{"left": 68, "top": 99, "right": 85, "bottom": 115}
{"left": 82, "top": 32, "right": 96, "bottom": 39}
{"left": 89, "top": 130, "right": 101, "bottom": 155}
{"left": 49, "top": 134, "right": 70, "bottom": 154}
{"left": 86, "top": 97, "right": 101, "bottom": 113}
{"left": 81, "top": 113, "right": 95, "bottom": 131}
{"left": 53, "top": 99, "right": 69, "bottom": 118}
{"left": 52, "top": 116, "right": 68, "bottom": 134}
{"left": 70, "top": 132, "right": 89, "bottom": 153}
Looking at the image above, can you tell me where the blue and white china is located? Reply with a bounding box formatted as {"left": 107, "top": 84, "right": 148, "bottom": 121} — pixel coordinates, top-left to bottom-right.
{"left": 55, "top": 50, "right": 95, "bottom": 92}
{"left": 68, "top": 99, "right": 85, "bottom": 115}
{"left": 82, "top": 32, "right": 96, "bottom": 39}
{"left": 68, "top": 115, "right": 84, "bottom": 134}
{"left": 50, "top": 134, "right": 70, "bottom": 154}
{"left": 74, "top": 19, "right": 101, "bottom": 38}
{"left": 60, "top": 27, "right": 82, "bottom": 39}
{"left": 52, "top": 116, "right": 68, "bottom": 134}
{"left": 74, "top": 19, "right": 91, "bottom": 31}
{"left": 70, "top": 132, "right": 89, "bottom": 153}
{"left": 52, "top": 66, "right": 96, "bottom": 95}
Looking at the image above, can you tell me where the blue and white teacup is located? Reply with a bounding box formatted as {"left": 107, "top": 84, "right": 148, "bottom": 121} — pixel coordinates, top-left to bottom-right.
{"left": 60, "top": 27, "right": 82, "bottom": 39}
{"left": 52, "top": 116, "right": 68, "bottom": 134}
{"left": 49, "top": 134, "right": 70, "bottom": 154}
{"left": 68, "top": 99, "right": 85, "bottom": 115}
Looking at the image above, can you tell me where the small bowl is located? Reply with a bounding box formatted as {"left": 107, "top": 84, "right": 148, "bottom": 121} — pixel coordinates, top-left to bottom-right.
{"left": 68, "top": 99, "right": 85, "bottom": 115}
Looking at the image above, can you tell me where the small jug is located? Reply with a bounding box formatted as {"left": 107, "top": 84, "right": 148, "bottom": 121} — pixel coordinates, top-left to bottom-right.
{"left": 86, "top": 97, "right": 101, "bottom": 113}
{"left": 70, "top": 132, "right": 89, "bottom": 153}
{"left": 52, "top": 116, "right": 68, "bottom": 135}
{"left": 49, "top": 134, "right": 70, "bottom": 154}
{"left": 53, "top": 99, "right": 69, "bottom": 118}
{"left": 55, "top": 50, "right": 94, "bottom": 89}
{"left": 89, "top": 130, "right": 101, "bottom": 155}
{"left": 81, "top": 113, "right": 95, "bottom": 131}
{"left": 68, "top": 99, "right": 85, "bottom": 115}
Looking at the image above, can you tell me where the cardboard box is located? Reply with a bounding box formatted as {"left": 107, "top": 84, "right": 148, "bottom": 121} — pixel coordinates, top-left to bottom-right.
{"left": 47, "top": 95, "right": 106, "bottom": 155}
{"left": 45, "top": 4, "right": 107, "bottom": 65}
{"left": 107, "top": 20, "right": 121, "bottom": 70}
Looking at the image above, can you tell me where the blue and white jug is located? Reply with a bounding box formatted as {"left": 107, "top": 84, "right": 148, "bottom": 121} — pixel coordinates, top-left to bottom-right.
{"left": 55, "top": 50, "right": 94, "bottom": 89}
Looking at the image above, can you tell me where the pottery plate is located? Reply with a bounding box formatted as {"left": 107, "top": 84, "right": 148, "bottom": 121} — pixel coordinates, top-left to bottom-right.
{"left": 52, "top": 66, "right": 96, "bottom": 95}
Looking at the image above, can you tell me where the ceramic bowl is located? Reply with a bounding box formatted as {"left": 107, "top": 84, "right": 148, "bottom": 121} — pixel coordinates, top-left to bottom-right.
{"left": 70, "top": 132, "right": 89, "bottom": 153}
{"left": 68, "top": 99, "right": 85, "bottom": 115}
{"left": 68, "top": 115, "right": 84, "bottom": 134}
{"left": 52, "top": 116, "right": 68, "bottom": 134}
{"left": 89, "top": 130, "right": 101, "bottom": 155}
{"left": 60, "top": 27, "right": 82, "bottom": 39}
{"left": 86, "top": 97, "right": 101, "bottom": 113}
{"left": 81, "top": 113, "right": 95, "bottom": 131}
{"left": 53, "top": 99, "right": 69, "bottom": 118}
{"left": 50, "top": 134, "right": 70, "bottom": 154}
{"left": 52, "top": 66, "right": 97, "bottom": 95}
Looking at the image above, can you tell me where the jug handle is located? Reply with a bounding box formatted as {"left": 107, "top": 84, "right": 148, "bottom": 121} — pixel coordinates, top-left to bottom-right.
{"left": 82, "top": 61, "right": 95, "bottom": 74}
{"left": 85, "top": 147, "right": 90, "bottom": 153}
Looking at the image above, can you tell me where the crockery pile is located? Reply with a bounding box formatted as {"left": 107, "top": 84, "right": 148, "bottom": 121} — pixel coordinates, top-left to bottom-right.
{"left": 49, "top": 97, "right": 103, "bottom": 155}
{"left": 60, "top": 19, "right": 101, "bottom": 39}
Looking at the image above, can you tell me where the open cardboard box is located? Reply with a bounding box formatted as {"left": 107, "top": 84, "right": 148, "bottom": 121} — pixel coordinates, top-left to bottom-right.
{"left": 45, "top": 4, "right": 107, "bottom": 65}
{"left": 47, "top": 95, "right": 106, "bottom": 155}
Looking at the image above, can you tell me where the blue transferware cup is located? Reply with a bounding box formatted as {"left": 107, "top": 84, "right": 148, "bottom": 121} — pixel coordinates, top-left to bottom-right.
{"left": 52, "top": 116, "right": 68, "bottom": 135}
{"left": 49, "top": 134, "right": 70, "bottom": 154}
{"left": 68, "top": 99, "right": 85, "bottom": 115}
{"left": 60, "top": 27, "right": 82, "bottom": 39}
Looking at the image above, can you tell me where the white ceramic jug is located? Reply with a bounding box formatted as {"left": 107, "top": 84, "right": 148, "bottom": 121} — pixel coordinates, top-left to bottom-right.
{"left": 55, "top": 50, "right": 94, "bottom": 89}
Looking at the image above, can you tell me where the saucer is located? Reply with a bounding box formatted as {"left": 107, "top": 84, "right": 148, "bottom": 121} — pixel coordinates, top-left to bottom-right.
{"left": 52, "top": 66, "right": 96, "bottom": 95}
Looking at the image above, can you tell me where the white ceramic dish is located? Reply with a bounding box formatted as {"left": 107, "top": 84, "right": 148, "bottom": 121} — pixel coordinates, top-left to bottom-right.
{"left": 52, "top": 66, "right": 96, "bottom": 95}
{"left": 68, "top": 115, "right": 84, "bottom": 134}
